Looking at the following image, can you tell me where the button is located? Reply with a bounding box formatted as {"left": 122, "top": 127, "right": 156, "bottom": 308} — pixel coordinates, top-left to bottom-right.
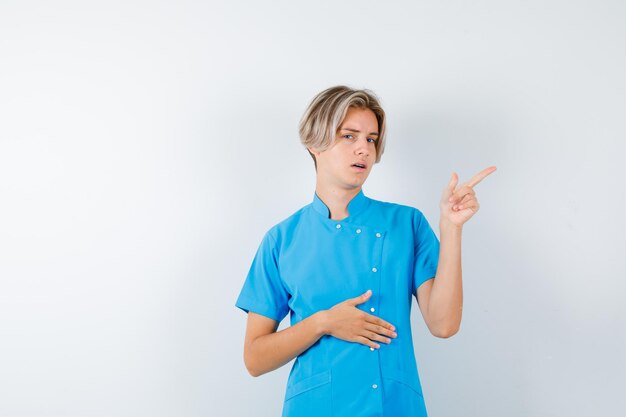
{"left": 370, "top": 347, "right": 375, "bottom": 351}
{"left": 356, "top": 229, "right": 362, "bottom": 234}
{"left": 336, "top": 224, "right": 341, "bottom": 229}
{"left": 372, "top": 384, "right": 378, "bottom": 389}
{"left": 370, "top": 307, "right": 375, "bottom": 312}
{"left": 372, "top": 267, "right": 378, "bottom": 272}
{"left": 376, "top": 232, "right": 381, "bottom": 238}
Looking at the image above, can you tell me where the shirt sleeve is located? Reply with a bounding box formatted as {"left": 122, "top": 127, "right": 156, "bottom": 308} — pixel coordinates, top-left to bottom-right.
{"left": 235, "top": 230, "right": 290, "bottom": 323}
{"left": 412, "top": 209, "right": 440, "bottom": 296}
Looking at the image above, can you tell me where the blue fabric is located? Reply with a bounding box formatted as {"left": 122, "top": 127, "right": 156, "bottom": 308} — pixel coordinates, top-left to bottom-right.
{"left": 236, "top": 188, "right": 440, "bottom": 417}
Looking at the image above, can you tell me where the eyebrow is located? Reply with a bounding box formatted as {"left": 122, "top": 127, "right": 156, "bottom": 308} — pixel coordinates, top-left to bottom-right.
{"left": 340, "top": 128, "right": 379, "bottom": 137}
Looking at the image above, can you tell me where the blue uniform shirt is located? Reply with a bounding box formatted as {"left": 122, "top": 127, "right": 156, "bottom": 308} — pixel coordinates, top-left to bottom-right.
{"left": 236, "top": 188, "right": 440, "bottom": 417}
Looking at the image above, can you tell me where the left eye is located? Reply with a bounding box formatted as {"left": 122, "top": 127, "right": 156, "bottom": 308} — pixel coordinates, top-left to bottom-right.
{"left": 343, "top": 135, "right": 376, "bottom": 143}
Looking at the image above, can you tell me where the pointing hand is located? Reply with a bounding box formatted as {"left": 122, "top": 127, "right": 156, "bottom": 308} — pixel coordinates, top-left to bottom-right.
{"left": 440, "top": 166, "right": 497, "bottom": 227}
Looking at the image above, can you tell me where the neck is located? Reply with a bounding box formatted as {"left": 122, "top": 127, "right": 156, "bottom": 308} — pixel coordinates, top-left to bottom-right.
{"left": 315, "top": 183, "right": 361, "bottom": 221}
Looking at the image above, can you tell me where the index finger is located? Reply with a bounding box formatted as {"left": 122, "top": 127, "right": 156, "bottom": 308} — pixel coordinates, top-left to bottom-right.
{"left": 465, "top": 165, "right": 497, "bottom": 188}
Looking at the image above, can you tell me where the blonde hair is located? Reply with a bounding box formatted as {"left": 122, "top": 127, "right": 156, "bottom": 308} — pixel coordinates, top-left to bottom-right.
{"left": 298, "top": 85, "right": 387, "bottom": 170}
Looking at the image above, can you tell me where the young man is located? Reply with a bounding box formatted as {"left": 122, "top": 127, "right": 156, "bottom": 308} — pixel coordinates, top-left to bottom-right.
{"left": 235, "top": 85, "right": 496, "bottom": 417}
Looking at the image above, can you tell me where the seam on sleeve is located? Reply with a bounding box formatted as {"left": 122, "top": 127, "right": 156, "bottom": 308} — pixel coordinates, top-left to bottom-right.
{"left": 413, "top": 208, "right": 423, "bottom": 250}
{"left": 265, "top": 229, "right": 292, "bottom": 306}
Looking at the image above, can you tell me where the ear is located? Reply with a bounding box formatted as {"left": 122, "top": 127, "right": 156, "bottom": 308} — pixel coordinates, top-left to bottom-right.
{"left": 307, "top": 146, "right": 321, "bottom": 157}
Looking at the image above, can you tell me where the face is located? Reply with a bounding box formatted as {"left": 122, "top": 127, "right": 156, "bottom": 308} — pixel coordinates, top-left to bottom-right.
{"left": 309, "top": 106, "right": 379, "bottom": 190}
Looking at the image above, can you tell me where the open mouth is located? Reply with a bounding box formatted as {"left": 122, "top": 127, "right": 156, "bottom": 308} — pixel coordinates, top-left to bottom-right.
{"left": 352, "top": 163, "right": 366, "bottom": 169}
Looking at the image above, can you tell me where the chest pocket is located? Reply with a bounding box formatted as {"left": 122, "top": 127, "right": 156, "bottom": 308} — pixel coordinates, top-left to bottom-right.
{"left": 280, "top": 224, "right": 386, "bottom": 317}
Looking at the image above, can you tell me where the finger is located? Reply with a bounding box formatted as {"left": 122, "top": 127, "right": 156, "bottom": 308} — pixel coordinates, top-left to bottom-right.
{"left": 449, "top": 185, "right": 475, "bottom": 203}
{"left": 367, "top": 316, "right": 396, "bottom": 331}
{"left": 355, "top": 335, "right": 380, "bottom": 350}
{"left": 362, "top": 330, "right": 392, "bottom": 344}
{"left": 365, "top": 322, "right": 397, "bottom": 339}
{"left": 465, "top": 166, "right": 497, "bottom": 188}
{"left": 453, "top": 195, "right": 477, "bottom": 210}
{"left": 447, "top": 172, "right": 459, "bottom": 192}
{"left": 452, "top": 194, "right": 476, "bottom": 209}
{"left": 450, "top": 186, "right": 475, "bottom": 202}
{"left": 347, "top": 289, "right": 372, "bottom": 306}
{"left": 455, "top": 200, "right": 480, "bottom": 212}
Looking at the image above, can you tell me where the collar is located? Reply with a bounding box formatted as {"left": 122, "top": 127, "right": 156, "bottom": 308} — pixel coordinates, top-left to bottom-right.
{"left": 312, "top": 188, "right": 369, "bottom": 219}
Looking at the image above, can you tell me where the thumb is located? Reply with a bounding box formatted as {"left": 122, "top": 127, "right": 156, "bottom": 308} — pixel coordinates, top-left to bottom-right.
{"left": 448, "top": 171, "right": 458, "bottom": 191}
{"left": 348, "top": 289, "right": 372, "bottom": 306}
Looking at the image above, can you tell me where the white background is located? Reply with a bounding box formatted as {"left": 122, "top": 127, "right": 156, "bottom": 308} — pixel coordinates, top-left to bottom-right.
{"left": 1, "top": 1, "right": 624, "bottom": 416}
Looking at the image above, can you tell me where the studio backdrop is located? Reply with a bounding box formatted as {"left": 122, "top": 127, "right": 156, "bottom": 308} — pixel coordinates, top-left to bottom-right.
{"left": 0, "top": 1, "right": 624, "bottom": 416}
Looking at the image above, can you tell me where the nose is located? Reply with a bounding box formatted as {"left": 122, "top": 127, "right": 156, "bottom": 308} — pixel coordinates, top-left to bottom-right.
{"left": 355, "top": 137, "right": 370, "bottom": 156}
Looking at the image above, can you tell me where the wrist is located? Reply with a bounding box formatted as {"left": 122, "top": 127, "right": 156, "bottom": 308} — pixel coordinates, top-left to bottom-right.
{"left": 439, "top": 219, "right": 463, "bottom": 234}
{"left": 313, "top": 310, "right": 331, "bottom": 336}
